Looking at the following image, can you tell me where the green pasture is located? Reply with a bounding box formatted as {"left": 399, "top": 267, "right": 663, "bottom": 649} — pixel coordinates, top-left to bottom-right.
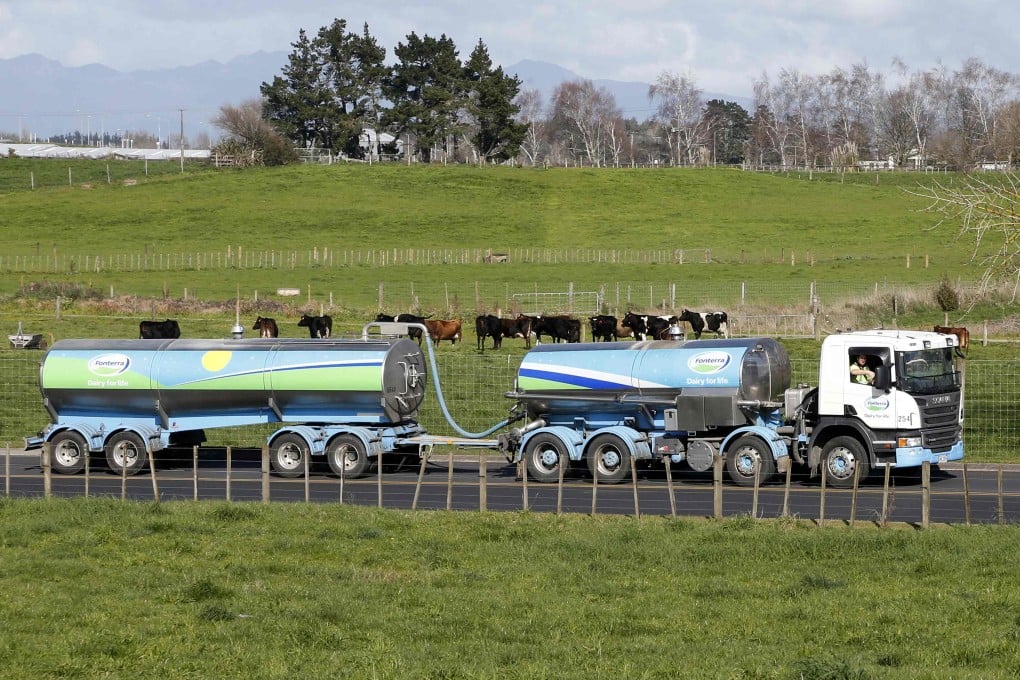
{"left": 1, "top": 498, "right": 1018, "bottom": 679}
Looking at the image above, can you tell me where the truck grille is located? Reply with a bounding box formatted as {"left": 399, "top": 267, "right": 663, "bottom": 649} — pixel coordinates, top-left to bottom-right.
{"left": 918, "top": 392, "right": 961, "bottom": 453}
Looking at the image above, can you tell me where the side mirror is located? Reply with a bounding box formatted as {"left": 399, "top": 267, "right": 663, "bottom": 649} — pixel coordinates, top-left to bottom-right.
{"left": 874, "top": 364, "right": 891, "bottom": 392}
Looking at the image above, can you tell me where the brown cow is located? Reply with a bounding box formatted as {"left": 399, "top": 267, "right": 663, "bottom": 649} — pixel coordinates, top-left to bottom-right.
{"left": 934, "top": 325, "right": 969, "bottom": 358}
{"left": 424, "top": 319, "right": 463, "bottom": 345}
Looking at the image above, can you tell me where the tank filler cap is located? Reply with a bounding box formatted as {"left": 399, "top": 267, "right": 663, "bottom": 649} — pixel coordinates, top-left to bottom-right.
{"left": 231, "top": 324, "right": 245, "bottom": 339}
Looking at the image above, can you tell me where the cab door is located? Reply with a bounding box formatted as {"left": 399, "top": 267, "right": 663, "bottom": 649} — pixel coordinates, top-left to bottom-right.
{"left": 844, "top": 346, "right": 896, "bottom": 431}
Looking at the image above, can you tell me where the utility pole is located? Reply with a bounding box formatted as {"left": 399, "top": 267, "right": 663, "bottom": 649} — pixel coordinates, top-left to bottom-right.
{"left": 179, "top": 108, "right": 185, "bottom": 173}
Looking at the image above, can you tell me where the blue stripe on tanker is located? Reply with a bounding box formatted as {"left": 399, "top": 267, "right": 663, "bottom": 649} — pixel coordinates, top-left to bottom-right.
{"left": 518, "top": 367, "right": 636, "bottom": 390}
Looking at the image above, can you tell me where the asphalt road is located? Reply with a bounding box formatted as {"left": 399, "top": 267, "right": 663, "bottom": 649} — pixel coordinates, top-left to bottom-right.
{"left": 4, "top": 448, "right": 1018, "bottom": 525}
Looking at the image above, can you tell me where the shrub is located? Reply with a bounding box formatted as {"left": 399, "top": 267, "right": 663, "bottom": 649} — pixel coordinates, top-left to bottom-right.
{"left": 934, "top": 275, "right": 960, "bottom": 312}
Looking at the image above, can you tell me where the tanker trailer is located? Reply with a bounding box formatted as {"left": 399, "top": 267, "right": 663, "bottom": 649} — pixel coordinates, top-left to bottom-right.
{"left": 26, "top": 336, "right": 428, "bottom": 477}
{"left": 501, "top": 337, "right": 793, "bottom": 484}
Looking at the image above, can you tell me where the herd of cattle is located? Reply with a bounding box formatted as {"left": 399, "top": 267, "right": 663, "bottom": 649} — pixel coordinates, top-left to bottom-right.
{"left": 135, "top": 309, "right": 729, "bottom": 347}
{"left": 138, "top": 314, "right": 972, "bottom": 357}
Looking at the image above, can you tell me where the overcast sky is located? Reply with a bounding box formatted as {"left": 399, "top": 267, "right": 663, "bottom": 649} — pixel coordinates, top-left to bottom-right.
{"left": 0, "top": 0, "right": 1015, "bottom": 97}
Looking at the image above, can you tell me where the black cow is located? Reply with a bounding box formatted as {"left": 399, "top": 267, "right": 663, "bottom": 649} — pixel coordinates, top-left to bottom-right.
{"left": 139, "top": 319, "right": 180, "bottom": 339}
{"left": 679, "top": 309, "right": 729, "bottom": 339}
{"left": 375, "top": 312, "right": 430, "bottom": 344}
{"left": 298, "top": 314, "right": 333, "bottom": 338}
{"left": 531, "top": 315, "right": 580, "bottom": 343}
{"left": 589, "top": 315, "right": 617, "bottom": 342}
{"left": 252, "top": 316, "right": 279, "bottom": 338}
{"left": 505, "top": 316, "right": 534, "bottom": 348}
{"left": 475, "top": 314, "right": 503, "bottom": 351}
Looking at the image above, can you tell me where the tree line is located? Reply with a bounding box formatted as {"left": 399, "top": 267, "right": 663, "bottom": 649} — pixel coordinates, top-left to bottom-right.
{"left": 213, "top": 17, "right": 1020, "bottom": 172}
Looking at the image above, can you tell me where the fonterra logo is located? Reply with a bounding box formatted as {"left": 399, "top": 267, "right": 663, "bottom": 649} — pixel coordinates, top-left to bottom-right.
{"left": 687, "top": 351, "right": 731, "bottom": 374}
{"left": 865, "top": 397, "right": 891, "bottom": 413}
{"left": 88, "top": 353, "right": 131, "bottom": 377}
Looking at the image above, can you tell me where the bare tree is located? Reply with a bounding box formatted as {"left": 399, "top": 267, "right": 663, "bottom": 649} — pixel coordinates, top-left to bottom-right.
{"left": 515, "top": 87, "right": 547, "bottom": 166}
{"left": 649, "top": 71, "right": 705, "bottom": 165}
{"left": 909, "top": 173, "right": 1020, "bottom": 297}
{"left": 213, "top": 99, "right": 297, "bottom": 166}
{"left": 549, "top": 80, "right": 620, "bottom": 167}
{"left": 752, "top": 73, "right": 794, "bottom": 167}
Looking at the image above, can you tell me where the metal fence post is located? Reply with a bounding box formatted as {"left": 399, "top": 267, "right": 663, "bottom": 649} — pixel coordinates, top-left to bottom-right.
{"left": 193, "top": 445, "right": 199, "bottom": 501}
{"left": 630, "top": 454, "right": 640, "bottom": 518}
{"left": 962, "top": 462, "right": 971, "bottom": 526}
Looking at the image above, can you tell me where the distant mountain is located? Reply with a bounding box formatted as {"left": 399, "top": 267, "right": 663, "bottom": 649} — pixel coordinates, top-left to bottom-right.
{"left": 0, "top": 53, "right": 750, "bottom": 142}
{"left": 0, "top": 52, "right": 287, "bottom": 142}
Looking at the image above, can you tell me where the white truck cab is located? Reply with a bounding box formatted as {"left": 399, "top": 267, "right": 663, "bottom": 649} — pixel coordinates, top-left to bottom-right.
{"left": 804, "top": 329, "right": 964, "bottom": 484}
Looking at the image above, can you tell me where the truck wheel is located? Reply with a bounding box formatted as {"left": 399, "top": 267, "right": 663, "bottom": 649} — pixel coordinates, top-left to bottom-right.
{"left": 524, "top": 433, "right": 569, "bottom": 483}
{"left": 726, "top": 435, "right": 776, "bottom": 486}
{"left": 585, "top": 433, "right": 630, "bottom": 484}
{"left": 821, "top": 436, "right": 871, "bottom": 488}
{"left": 105, "top": 432, "right": 148, "bottom": 476}
{"left": 270, "top": 434, "right": 308, "bottom": 478}
{"left": 50, "top": 431, "right": 89, "bottom": 475}
{"left": 326, "top": 435, "right": 369, "bottom": 478}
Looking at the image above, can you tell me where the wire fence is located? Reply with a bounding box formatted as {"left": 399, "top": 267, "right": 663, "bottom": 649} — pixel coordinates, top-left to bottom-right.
{"left": 0, "top": 350, "right": 1016, "bottom": 462}
{"left": 4, "top": 445, "right": 1017, "bottom": 526}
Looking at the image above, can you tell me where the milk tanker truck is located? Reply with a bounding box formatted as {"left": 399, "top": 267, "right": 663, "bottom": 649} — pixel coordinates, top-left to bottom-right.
{"left": 500, "top": 329, "right": 964, "bottom": 487}
{"left": 26, "top": 324, "right": 508, "bottom": 477}
{"left": 28, "top": 324, "right": 963, "bottom": 488}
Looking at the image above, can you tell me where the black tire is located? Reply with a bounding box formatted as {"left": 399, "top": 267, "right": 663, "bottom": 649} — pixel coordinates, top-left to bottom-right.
{"left": 105, "top": 431, "right": 148, "bottom": 476}
{"left": 326, "top": 434, "right": 369, "bottom": 478}
{"left": 585, "top": 433, "right": 631, "bottom": 484}
{"left": 524, "top": 433, "right": 569, "bottom": 483}
{"left": 821, "top": 436, "right": 871, "bottom": 488}
{"left": 50, "top": 430, "right": 89, "bottom": 475}
{"left": 270, "top": 433, "right": 308, "bottom": 478}
{"left": 725, "top": 435, "right": 776, "bottom": 487}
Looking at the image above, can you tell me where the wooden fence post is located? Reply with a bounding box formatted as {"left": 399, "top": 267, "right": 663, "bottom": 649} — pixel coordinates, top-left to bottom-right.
{"left": 479, "top": 451, "right": 487, "bottom": 512}
{"left": 303, "top": 447, "right": 310, "bottom": 503}
{"left": 713, "top": 455, "right": 723, "bottom": 519}
{"left": 447, "top": 449, "right": 455, "bottom": 511}
{"left": 663, "top": 456, "right": 676, "bottom": 518}
{"left": 962, "top": 462, "right": 971, "bottom": 526}
{"left": 921, "top": 461, "right": 930, "bottom": 529}
{"left": 880, "top": 465, "right": 891, "bottom": 527}
{"left": 225, "top": 446, "right": 232, "bottom": 502}
{"left": 148, "top": 445, "right": 159, "bottom": 502}
{"left": 261, "top": 446, "right": 270, "bottom": 504}
{"left": 782, "top": 463, "right": 792, "bottom": 517}
{"left": 556, "top": 452, "right": 565, "bottom": 515}
{"left": 630, "top": 455, "right": 640, "bottom": 519}
{"left": 413, "top": 448, "right": 429, "bottom": 510}
{"left": 42, "top": 443, "right": 52, "bottom": 499}
{"left": 818, "top": 461, "right": 827, "bottom": 527}
{"left": 4, "top": 443, "right": 10, "bottom": 498}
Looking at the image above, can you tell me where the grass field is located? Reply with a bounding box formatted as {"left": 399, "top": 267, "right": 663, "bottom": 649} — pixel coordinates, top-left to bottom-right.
{"left": 1, "top": 498, "right": 1018, "bottom": 679}
{"left": 2, "top": 161, "right": 1018, "bottom": 678}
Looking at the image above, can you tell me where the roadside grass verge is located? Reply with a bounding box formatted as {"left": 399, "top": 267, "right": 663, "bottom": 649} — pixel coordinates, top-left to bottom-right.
{"left": 0, "top": 497, "right": 1017, "bottom": 678}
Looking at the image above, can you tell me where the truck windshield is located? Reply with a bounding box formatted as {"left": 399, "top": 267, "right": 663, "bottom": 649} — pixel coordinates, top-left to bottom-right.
{"left": 897, "top": 348, "right": 959, "bottom": 394}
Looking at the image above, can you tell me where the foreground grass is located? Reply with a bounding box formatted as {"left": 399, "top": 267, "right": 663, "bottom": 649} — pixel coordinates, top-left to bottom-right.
{"left": 1, "top": 498, "right": 1018, "bottom": 678}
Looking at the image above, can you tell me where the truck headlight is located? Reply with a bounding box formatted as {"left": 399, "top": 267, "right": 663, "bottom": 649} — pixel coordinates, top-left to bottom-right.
{"left": 897, "top": 436, "right": 922, "bottom": 448}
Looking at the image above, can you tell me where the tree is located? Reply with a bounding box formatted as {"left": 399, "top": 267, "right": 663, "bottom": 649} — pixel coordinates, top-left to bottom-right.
{"left": 261, "top": 20, "right": 386, "bottom": 156}
{"left": 701, "top": 99, "right": 751, "bottom": 164}
{"left": 260, "top": 29, "right": 327, "bottom": 149}
{"left": 908, "top": 173, "right": 1020, "bottom": 296}
{"left": 461, "top": 40, "right": 528, "bottom": 163}
{"left": 515, "top": 88, "right": 547, "bottom": 166}
{"left": 649, "top": 71, "right": 705, "bottom": 165}
{"left": 213, "top": 99, "right": 298, "bottom": 166}
{"left": 548, "top": 80, "right": 620, "bottom": 167}
{"left": 384, "top": 32, "right": 464, "bottom": 162}
{"left": 316, "top": 19, "right": 387, "bottom": 157}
